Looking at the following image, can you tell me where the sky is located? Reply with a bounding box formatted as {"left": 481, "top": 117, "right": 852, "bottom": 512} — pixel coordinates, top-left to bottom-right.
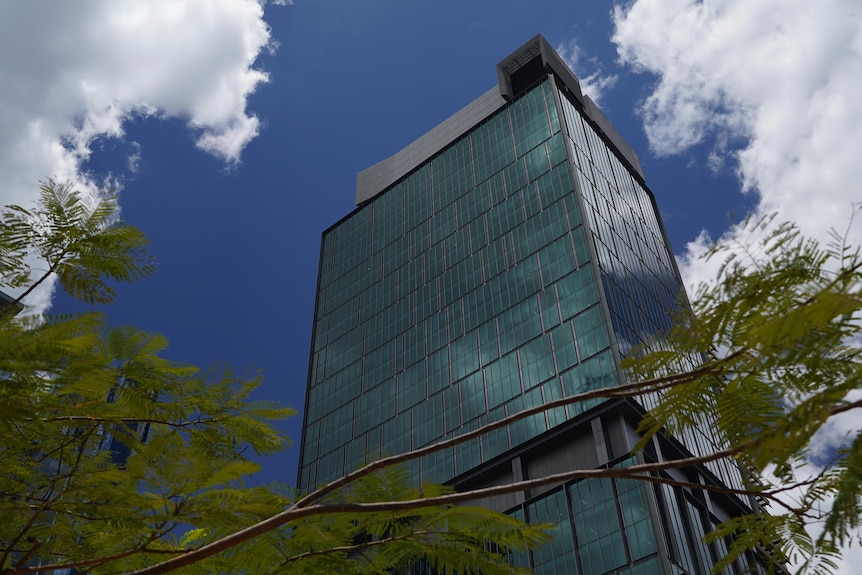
{"left": 1, "top": 0, "right": 861, "bottom": 570}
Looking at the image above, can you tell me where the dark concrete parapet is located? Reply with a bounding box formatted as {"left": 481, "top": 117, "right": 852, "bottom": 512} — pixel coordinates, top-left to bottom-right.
{"left": 355, "top": 87, "right": 506, "bottom": 205}
{"left": 355, "top": 34, "right": 644, "bottom": 204}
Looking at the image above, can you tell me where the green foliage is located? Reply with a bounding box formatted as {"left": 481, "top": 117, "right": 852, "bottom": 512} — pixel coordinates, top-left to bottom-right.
{"left": 625, "top": 214, "right": 862, "bottom": 573}
{"left": 1, "top": 179, "right": 155, "bottom": 305}
{"left": 255, "top": 466, "right": 551, "bottom": 575}
{"left": 0, "top": 315, "right": 295, "bottom": 573}
{"left": 1, "top": 182, "right": 548, "bottom": 575}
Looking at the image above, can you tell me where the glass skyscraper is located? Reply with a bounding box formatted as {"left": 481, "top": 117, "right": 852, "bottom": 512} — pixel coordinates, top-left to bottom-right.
{"left": 298, "top": 35, "right": 763, "bottom": 575}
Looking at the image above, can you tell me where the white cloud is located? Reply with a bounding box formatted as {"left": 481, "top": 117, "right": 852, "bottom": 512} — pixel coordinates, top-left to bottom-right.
{"left": 612, "top": 1, "right": 862, "bottom": 570}
{"left": 0, "top": 0, "right": 281, "bottom": 314}
{"left": 760, "top": 451, "right": 862, "bottom": 575}
{"left": 612, "top": 0, "right": 862, "bottom": 291}
{"left": 556, "top": 39, "right": 619, "bottom": 107}
{"left": 127, "top": 141, "right": 142, "bottom": 174}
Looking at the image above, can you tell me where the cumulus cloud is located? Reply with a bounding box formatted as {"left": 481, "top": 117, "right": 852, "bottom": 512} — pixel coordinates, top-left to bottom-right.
{"left": 759, "top": 458, "right": 862, "bottom": 575}
{"left": 612, "top": 1, "right": 862, "bottom": 570}
{"left": 556, "top": 39, "right": 618, "bottom": 108}
{"left": 0, "top": 0, "right": 279, "bottom": 314}
{"left": 612, "top": 0, "right": 862, "bottom": 293}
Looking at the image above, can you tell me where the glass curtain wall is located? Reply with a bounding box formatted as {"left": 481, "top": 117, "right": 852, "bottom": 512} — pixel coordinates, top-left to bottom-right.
{"left": 301, "top": 79, "right": 616, "bottom": 488}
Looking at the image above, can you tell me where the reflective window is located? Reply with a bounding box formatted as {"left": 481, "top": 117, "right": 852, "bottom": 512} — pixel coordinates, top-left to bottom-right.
{"left": 302, "top": 80, "right": 612, "bottom": 487}
{"left": 570, "top": 478, "right": 627, "bottom": 574}
{"left": 528, "top": 489, "right": 579, "bottom": 575}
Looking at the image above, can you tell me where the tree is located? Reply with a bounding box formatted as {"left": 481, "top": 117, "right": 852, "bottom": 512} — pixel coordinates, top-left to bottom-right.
{"left": 0, "top": 181, "right": 550, "bottom": 575}
{"left": 6, "top": 181, "right": 858, "bottom": 575}
{"left": 622, "top": 214, "right": 862, "bottom": 574}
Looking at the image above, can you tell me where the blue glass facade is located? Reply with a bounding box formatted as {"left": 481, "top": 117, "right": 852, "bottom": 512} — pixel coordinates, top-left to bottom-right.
{"left": 303, "top": 80, "right": 613, "bottom": 488}
{"left": 299, "top": 36, "right": 763, "bottom": 575}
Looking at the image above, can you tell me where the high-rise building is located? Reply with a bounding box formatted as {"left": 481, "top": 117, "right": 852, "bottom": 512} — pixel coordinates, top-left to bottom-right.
{"left": 0, "top": 289, "right": 23, "bottom": 317}
{"left": 298, "top": 35, "right": 762, "bottom": 575}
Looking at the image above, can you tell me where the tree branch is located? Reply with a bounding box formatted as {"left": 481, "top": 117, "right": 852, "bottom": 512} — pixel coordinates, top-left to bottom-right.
{"left": 12, "top": 246, "right": 68, "bottom": 307}
{"left": 5, "top": 529, "right": 171, "bottom": 575}
{"left": 1, "top": 423, "right": 98, "bottom": 570}
{"left": 10, "top": 539, "right": 40, "bottom": 572}
{"left": 829, "top": 397, "right": 862, "bottom": 418}
{"left": 276, "top": 528, "right": 450, "bottom": 568}
{"left": 124, "top": 440, "right": 752, "bottom": 575}
{"left": 39, "top": 415, "right": 222, "bottom": 428}
{"left": 296, "top": 352, "right": 745, "bottom": 513}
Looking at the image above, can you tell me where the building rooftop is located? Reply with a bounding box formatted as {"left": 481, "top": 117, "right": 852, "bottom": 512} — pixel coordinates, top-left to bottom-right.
{"left": 355, "top": 34, "right": 643, "bottom": 205}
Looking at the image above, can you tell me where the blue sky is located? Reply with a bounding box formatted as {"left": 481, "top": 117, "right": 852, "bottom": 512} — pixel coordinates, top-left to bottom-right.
{"left": 1, "top": 0, "right": 861, "bottom": 569}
